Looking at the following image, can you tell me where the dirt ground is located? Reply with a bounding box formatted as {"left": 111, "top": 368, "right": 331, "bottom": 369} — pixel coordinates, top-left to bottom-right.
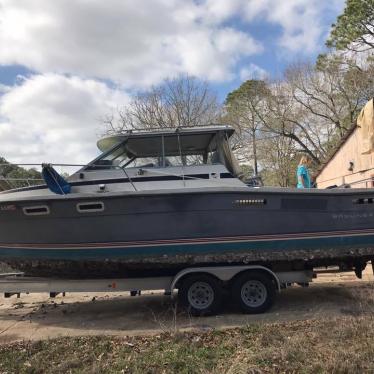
{"left": 0, "top": 267, "right": 373, "bottom": 344}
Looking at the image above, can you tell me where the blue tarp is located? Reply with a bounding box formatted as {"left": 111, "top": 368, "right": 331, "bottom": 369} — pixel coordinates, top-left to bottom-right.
{"left": 42, "top": 164, "right": 71, "bottom": 195}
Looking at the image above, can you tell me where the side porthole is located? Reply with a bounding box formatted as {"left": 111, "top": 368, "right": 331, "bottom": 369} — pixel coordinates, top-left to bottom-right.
{"left": 23, "top": 205, "right": 50, "bottom": 216}
{"left": 77, "top": 201, "right": 105, "bottom": 213}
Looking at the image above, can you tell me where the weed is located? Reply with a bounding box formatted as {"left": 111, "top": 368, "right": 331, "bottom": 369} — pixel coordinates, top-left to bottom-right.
{"left": 1, "top": 316, "right": 374, "bottom": 373}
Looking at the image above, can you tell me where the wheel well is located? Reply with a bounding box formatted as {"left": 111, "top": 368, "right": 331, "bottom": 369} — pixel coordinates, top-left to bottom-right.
{"left": 174, "top": 272, "right": 222, "bottom": 289}
{"left": 229, "top": 269, "right": 279, "bottom": 290}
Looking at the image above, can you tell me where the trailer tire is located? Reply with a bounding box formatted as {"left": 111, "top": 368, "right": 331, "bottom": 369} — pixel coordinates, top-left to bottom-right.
{"left": 179, "top": 274, "right": 223, "bottom": 316}
{"left": 232, "top": 271, "right": 276, "bottom": 314}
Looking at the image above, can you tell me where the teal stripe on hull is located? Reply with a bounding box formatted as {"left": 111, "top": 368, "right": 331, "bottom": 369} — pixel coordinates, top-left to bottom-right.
{"left": 1, "top": 234, "right": 374, "bottom": 260}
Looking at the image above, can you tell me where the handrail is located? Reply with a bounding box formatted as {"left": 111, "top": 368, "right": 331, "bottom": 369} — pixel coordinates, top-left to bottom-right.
{"left": 0, "top": 178, "right": 44, "bottom": 190}
{"left": 0, "top": 177, "right": 44, "bottom": 181}
{"left": 0, "top": 177, "right": 44, "bottom": 186}
{"left": 3, "top": 166, "right": 374, "bottom": 189}
{"left": 316, "top": 166, "right": 374, "bottom": 185}
{"left": 0, "top": 163, "right": 86, "bottom": 167}
{"left": 108, "top": 124, "right": 232, "bottom": 134}
{"left": 0, "top": 163, "right": 123, "bottom": 170}
{"left": 339, "top": 177, "right": 374, "bottom": 188}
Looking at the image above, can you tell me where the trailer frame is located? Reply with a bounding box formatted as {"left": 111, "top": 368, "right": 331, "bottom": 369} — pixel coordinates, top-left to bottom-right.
{"left": 0, "top": 265, "right": 316, "bottom": 314}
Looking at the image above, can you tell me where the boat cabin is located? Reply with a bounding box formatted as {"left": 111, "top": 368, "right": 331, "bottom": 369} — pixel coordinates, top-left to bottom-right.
{"left": 90, "top": 126, "right": 238, "bottom": 171}
{"left": 69, "top": 125, "right": 245, "bottom": 192}
{"left": 0, "top": 126, "right": 246, "bottom": 199}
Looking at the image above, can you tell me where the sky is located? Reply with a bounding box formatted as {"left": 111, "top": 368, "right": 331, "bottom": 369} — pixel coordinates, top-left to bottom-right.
{"left": 0, "top": 0, "right": 345, "bottom": 167}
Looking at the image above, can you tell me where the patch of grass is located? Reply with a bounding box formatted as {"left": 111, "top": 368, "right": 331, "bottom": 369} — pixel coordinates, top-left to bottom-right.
{"left": 1, "top": 316, "right": 374, "bottom": 373}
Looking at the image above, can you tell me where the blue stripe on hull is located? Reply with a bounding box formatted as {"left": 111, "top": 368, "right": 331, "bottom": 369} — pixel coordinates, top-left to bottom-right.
{"left": 1, "top": 234, "right": 374, "bottom": 260}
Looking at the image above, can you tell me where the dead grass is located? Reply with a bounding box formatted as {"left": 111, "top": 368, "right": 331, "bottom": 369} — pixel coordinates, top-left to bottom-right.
{"left": 0, "top": 315, "right": 374, "bottom": 373}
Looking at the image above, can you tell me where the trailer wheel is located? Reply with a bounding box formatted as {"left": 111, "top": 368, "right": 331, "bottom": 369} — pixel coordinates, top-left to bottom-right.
{"left": 179, "top": 274, "right": 223, "bottom": 316}
{"left": 232, "top": 271, "right": 276, "bottom": 314}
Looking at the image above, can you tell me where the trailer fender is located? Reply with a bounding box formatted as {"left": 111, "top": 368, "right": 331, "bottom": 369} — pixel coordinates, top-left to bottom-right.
{"left": 169, "top": 265, "right": 281, "bottom": 293}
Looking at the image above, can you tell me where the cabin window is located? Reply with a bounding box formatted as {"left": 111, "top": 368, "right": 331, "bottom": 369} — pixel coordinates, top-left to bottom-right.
{"left": 23, "top": 205, "right": 50, "bottom": 216}
{"left": 126, "top": 156, "right": 163, "bottom": 168}
{"left": 87, "top": 145, "right": 129, "bottom": 170}
{"left": 77, "top": 202, "right": 105, "bottom": 213}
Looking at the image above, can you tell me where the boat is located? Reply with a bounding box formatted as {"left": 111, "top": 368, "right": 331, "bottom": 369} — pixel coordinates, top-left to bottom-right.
{"left": 1, "top": 125, "right": 374, "bottom": 278}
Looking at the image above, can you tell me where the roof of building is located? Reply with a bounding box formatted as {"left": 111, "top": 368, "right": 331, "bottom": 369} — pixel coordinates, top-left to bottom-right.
{"left": 316, "top": 99, "right": 374, "bottom": 178}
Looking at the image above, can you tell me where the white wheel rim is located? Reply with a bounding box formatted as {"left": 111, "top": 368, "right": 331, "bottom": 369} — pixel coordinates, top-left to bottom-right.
{"left": 187, "top": 281, "right": 214, "bottom": 310}
{"left": 241, "top": 280, "right": 267, "bottom": 307}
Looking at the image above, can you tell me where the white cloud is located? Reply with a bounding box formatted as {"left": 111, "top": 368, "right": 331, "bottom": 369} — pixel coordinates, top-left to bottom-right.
{"left": 239, "top": 64, "right": 268, "bottom": 80}
{"left": 0, "top": 0, "right": 345, "bottom": 88}
{"left": 176, "top": 28, "right": 262, "bottom": 81}
{"left": 179, "top": 0, "right": 345, "bottom": 56}
{"left": 0, "top": 0, "right": 346, "bottom": 169}
{"left": 242, "top": 0, "right": 345, "bottom": 55}
{"left": 0, "top": 84, "right": 11, "bottom": 94}
{"left": 0, "top": 74, "right": 129, "bottom": 165}
{"left": 265, "top": 0, "right": 326, "bottom": 54}
{"left": 190, "top": 0, "right": 243, "bottom": 25}
{"left": 0, "top": 0, "right": 262, "bottom": 87}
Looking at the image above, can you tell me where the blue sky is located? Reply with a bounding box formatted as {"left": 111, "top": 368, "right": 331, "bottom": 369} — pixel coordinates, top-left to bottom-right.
{"left": 0, "top": 0, "right": 345, "bottom": 164}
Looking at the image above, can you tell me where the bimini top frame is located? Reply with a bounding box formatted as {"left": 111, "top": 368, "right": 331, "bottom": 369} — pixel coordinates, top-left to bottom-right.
{"left": 81, "top": 124, "right": 238, "bottom": 174}
{"left": 96, "top": 124, "right": 235, "bottom": 153}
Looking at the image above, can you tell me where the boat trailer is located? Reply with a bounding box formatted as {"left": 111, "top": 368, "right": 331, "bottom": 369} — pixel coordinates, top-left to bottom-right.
{"left": 0, "top": 265, "right": 315, "bottom": 315}
{"left": 0, "top": 263, "right": 370, "bottom": 315}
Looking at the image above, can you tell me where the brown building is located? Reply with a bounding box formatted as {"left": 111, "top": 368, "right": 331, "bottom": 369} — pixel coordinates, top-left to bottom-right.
{"left": 316, "top": 99, "right": 374, "bottom": 189}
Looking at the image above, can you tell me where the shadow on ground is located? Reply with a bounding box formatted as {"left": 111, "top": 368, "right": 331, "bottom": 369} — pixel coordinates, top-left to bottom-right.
{"left": 0, "top": 281, "right": 373, "bottom": 343}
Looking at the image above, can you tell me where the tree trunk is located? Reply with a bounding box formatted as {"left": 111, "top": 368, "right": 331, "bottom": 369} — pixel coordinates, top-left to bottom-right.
{"left": 252, "top": 129, "right": 258, "bottom": 175}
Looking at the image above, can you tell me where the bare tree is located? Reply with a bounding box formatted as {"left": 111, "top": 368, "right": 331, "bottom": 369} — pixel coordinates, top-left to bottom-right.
{"left": 286, "top": 60, "right": 374, "bottom": 137}
{"left": 224, "top": 80, "right": 269, "bottom": 175}
{"left": 103, "top": 75, "right": 220, "bottom": 134}
{"left": 259, "top": 136, "right": 298, "bottom": 187}
{"left": 253, "top": 57, "right": 374, "bottom": 166}
{"left": 253, "top": 80, "right": 323, "bottom": 164}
